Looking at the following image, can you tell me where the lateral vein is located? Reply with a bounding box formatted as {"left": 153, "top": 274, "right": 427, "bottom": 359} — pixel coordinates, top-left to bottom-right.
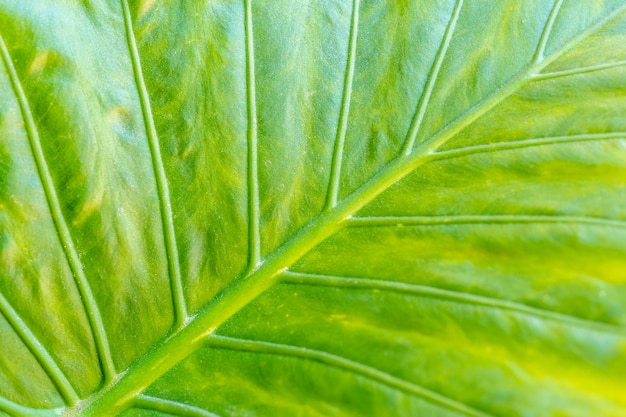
{"left": 134, "top": 395, "right": 221, "bottom": 417}
{"left": 532, "top": 60, "right": 626, "bottom": 81}
{"left": 0, "top": 396, "right": 60, "bottom": 417}
{"left": 0, "top": 294, "right": 78, "bottom": 405}
{"left": 121, "top": 0, "right": 187, "bottom": 325}
{"left": 325, "top": 0, "right": 361, "bottom": 210}
{"left": 206, "top": 335, "right": 492, "bottom": 417}
{"left": 244, "top": 0, "right": 261, "bottom": 272}
{"left": 348, "top": 214, "right": 626, "bottom": 229}
{"left": 281, "top": 271, "right": 626, "bottom": 336}
{"left": 532, "top": 0, "right": 564, "bottom": 64}
{"left": 0, "top": 34, "right": 116, "bottom": 383}
{"left": 430, "top": 132, "right": 626, "bottom": 160}
{"left": 401, "top": 0, "right": 464, "bottom": 154}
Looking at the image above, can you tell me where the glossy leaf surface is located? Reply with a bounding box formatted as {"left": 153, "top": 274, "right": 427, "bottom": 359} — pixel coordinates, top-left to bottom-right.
{"left": 1, "top": 0, "right": 626, "bottom": 416}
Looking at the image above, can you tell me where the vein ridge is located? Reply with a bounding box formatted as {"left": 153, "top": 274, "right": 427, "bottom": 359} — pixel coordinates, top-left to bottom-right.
{"left": 135, "top": 395, "right": 221, "bottom": 417}
{"left": 206, "top": 335, "right": 492, "bottom": 417}
{"left": 0, "top": 34, "right": 116, "bottom": 383}
{"left": 121, "top": 0, "right": 187, "bottom": 326}
{"left": 0, "top": 396, "right": 59, "bottom": 417}
{"left": 532, "top": 0, "right": 564, "bottom": 64}
{"left": 0, "top": 294, "right": 78, "bottom": 405}
{"left": 281, "top": 271, "right": 626, "bottom": 336}
{"left": 533, "top": 60, "right": 626, "bottom": 81}
{"left": 401, "top": 0, "right": 464, "bottom": 154}
{"left": 244, "top": 0, "right": 261, "bottom": 271}
{"left": 431, "top": 132, "right": 626, "bottom": 160}
{"left": 325, "top": 0, "right": 361, "bottom": 210}
{"left": 348, "top": 214, "right": 626, "bottom": 229}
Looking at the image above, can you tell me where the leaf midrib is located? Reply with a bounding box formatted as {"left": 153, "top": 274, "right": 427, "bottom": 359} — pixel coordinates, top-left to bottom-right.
{"left": 69, "top": 2, "right": 626, "bottom": 415}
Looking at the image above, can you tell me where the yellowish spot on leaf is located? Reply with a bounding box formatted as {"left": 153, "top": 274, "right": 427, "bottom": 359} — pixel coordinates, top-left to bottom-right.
{"left": 28, "top": 51, "right": 49, "bottom": 75}
{"left": 138, "top": 0, "right": 157, "bottom": 18}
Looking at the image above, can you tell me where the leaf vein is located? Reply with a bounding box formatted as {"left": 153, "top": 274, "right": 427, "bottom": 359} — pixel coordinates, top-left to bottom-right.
{"left": 121, "top": 0, "right": 187, "bottom": 325}
{"left": 134, "top": 395, "right": 221, "bottom": 417}
{"left": 0, "top": 396, "right": 58, "bottom": 417}
{"left": 430, "top": 132, "right": 626, "bottom": 160}
{"left": 244, "top": 0, "right": 261, "bottom": 271}
{"left": 532, "top": 0, "right": 564, "bottom": 64}
{"left": 402, "top": 0, "right": 464, "bottom": 154}
{"left": 206, "top": 335, "right": 492, "bottom": 417}
{"left": 532, "top": 60, "right": 626, "bottom": 81}
{"left": 348, "top": 214, "right": 626, "bottom": 229}
{"left": 281, "top": 271, "right": 626, "bottom": 336}
{"left": 0, "top": 33, "right": 115, "bottom": 383}
{"left": 325, "top": 0, "right": 361, "bottom": 210}
{"left": 0, "top": 294, "right": 78, "bottom": 405}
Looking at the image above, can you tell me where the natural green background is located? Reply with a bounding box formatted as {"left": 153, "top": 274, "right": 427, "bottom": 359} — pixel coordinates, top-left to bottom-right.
{"left": 1, "top": 0, "right": 626, "bottom": 416}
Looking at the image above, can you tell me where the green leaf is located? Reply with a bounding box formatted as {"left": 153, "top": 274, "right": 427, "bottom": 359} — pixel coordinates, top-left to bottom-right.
{"left": 1, "top": 0, "right": 626, "bottom": 416}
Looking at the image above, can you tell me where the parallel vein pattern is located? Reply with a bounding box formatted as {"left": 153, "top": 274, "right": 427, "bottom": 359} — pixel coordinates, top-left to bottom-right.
{"left": 206, "top": 335, "right": 492, "bottom": 417}
{"left": 0, "top": 34, "right": 116, "bottom": 384}
{"left": 72, "top": 4, "right": 626, "bottom": 415}
{"left": 325, "top": 0, "right": 361, "bottom": 210}
{"left": 121, "top": 0, "right": 188, "bottom": 326}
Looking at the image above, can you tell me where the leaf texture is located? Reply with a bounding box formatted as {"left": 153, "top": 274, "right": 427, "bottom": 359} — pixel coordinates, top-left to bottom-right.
{"left": 1, "top": 1, "right": 626, "bottom": 416}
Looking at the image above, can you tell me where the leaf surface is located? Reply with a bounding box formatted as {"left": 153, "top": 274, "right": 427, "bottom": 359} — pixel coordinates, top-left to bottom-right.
{"left": 1, "top": 1, "right": 626, "bottom": 416}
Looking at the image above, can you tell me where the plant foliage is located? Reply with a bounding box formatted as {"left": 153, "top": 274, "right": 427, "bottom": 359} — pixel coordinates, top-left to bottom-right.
{"left": 1, "top": 0, "right": 626, "bottom": 416}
